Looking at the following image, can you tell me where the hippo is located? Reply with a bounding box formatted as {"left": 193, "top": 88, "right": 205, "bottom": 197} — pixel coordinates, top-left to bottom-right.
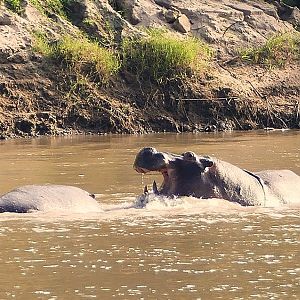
{"left": 0, "top": 185, "right": 102, "bottom": 213}
{"left": 134, "top": 147, "right": 300, "bottom": 206}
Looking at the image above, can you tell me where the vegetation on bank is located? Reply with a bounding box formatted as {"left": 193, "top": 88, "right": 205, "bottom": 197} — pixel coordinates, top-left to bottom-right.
{"left": 240, "top": 32, "right": 300, "bottom": 67}
{"left": 4, "top": 0, "right": 76, "bottom": 17}
{"left": 33, "top": 29, "right": 212, "bottom": 85}
{"left": 122, "top": 29, "right": 212, "bottom": 84}
{"left": 55, "top": 36, "right": 120, "bottom": 82}
{"left": 33, "top": 33, "right": 120, "bottom": 82}
{"left": 30, "top": 0, "right": 68, "bottom": 17}
{"left": 4, "top": 0, "right": 296, "bottom": 79}
{"left": 4, "top": 0, "right": 23, "bottom": 14}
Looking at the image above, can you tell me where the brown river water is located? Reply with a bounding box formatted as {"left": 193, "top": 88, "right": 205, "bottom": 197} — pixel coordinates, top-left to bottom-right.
{"left": 0, "top": 131, "right": 299, "bottom": 299}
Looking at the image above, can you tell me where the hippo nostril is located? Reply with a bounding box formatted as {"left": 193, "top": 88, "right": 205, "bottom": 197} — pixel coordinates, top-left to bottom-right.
{"left": 141, "top": 147, "right": 157, "bottom": 154}
{"left": 182, "top": 151, "right": 197, "bottom": 161}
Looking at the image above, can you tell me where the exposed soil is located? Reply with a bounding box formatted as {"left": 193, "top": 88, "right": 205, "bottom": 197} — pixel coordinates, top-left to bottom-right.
{"left": 0, "top": 0, "right": 299, "bottom": 139}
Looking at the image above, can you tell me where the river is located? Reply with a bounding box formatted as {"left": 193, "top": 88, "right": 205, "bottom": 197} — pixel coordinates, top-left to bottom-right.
{"left": 0, "top": 131, "right": 299, "bottom": 299}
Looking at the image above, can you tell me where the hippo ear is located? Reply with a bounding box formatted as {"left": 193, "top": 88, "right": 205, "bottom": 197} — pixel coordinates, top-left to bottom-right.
{"left": 199, "top": 157, "right": 214, "bottom": 169}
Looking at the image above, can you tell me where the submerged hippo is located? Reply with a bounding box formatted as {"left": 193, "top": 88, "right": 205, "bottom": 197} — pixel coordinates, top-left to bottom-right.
{"left": 0, "top": 185, "right": 102, "bottom": 213}
{"left": 134, "top": 147, "right": 300, "bottom": 206}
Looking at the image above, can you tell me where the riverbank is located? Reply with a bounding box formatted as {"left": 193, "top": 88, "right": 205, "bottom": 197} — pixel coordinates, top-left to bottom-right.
{"left": 0, "top": 0, "right": 300, "bottom": 138}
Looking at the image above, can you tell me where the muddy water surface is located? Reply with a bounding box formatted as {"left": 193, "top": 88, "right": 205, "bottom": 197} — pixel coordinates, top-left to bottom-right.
{"left": 0, "top": 131, "right": 300, "bottom": 299}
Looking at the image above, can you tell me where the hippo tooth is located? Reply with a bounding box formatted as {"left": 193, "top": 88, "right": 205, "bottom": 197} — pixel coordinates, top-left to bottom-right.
{"left": 153, "top": 180, "right": 159, "bottom": 194}
{"left": 144, "top": 185, "right": 148, "bottom": 194}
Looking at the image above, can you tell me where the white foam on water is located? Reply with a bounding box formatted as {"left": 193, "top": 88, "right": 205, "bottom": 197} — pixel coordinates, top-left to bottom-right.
{"left": 0, "top": 192, "right": 299, "bottom": 223}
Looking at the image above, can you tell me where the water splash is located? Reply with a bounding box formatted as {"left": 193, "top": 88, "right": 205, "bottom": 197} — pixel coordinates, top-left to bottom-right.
{"left": 0, "top": 192, "right": 299, "bottom": 223}
{"left": 141, "top": 174, "right": 144, "bottom": 186}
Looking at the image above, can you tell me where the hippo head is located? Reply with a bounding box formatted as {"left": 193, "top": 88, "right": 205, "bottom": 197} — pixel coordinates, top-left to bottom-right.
{"left": 134, "top": 147, "right": 215, "bottom": 198}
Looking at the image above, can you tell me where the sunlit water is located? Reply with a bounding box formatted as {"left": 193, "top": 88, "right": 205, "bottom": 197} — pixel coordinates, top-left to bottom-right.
{"left": 0, "top": 131, "right": 300, "bottom": 299}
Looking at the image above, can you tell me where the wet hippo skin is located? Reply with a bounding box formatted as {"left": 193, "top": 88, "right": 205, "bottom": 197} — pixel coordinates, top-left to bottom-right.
{"left": 134, "top": 147, "right": 300, "bottom": 206}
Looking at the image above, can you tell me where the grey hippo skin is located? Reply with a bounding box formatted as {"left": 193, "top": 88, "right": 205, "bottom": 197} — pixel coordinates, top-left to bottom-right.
{"left": 0, "top": 185, "right": 102, "bottom": 213}
{"left": 134, "top": 147, "right": 300, "bottom": 206}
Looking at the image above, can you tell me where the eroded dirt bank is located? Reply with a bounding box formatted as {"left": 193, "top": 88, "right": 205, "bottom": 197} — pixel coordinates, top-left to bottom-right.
{"left": 0, "top": 0, "right": 300, "bottom": 138}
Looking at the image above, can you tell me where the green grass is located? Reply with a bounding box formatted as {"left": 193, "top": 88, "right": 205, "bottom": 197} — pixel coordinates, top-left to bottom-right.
{"left": 240, "top": 32, "right": 300, "bottom": 67}
{"left": 33, "top": 28, "right": 212, "bottom": 85}
{"left": 29, "top": 0, "right": 76, "bottom": 19}
{"left": 33, "top": 33, "right": 120, "bottom": 83}
{"left": 56, "top": 35, "right": 120, "bottom": 81}
{"left": 29, "top": 0, "right": 63, "bottom": 16}
{"left": 32, "top": 31, "right": 54, "bottom": 56}
{"left": 122, "top": 29, "right": 213, "bottom": 84}
{"left": 4, "top": 0, "right": 23, "bottom": 14}
{"left": 4, "top": 0, "right": 71, "bottom": 16}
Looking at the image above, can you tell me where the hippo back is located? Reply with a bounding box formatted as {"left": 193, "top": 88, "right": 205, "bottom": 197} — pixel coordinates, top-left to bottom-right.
{"left": 0, "top": 185, "right": 102, "bottom": 213}
{"left": 255, "top": 170, "right": 300, "bottom": 205}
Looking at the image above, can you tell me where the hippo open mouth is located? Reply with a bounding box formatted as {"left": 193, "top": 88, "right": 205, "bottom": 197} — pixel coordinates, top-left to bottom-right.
{"left": 134, "top": 147, "right": 300, "bottom": 206}
{"left": 133, "top": 147, "right": 171, "bottom": 195}
{"left": 133, "top": 147, "right": 214, "bottom": 197}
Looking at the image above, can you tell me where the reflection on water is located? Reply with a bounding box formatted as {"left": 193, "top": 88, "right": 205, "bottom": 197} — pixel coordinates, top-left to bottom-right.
{"left": 0, "top": 131, "right": 300, "bottom": 299}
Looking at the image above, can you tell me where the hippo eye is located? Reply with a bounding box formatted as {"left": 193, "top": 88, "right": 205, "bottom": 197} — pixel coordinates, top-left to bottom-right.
{"left": 182, "top": 151, "right": 197, "bottom": 161}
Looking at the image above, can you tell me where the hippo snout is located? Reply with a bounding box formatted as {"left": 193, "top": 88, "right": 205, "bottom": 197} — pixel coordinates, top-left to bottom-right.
{"left": 134, "top": 147, "right": 169, "bottom": 172}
